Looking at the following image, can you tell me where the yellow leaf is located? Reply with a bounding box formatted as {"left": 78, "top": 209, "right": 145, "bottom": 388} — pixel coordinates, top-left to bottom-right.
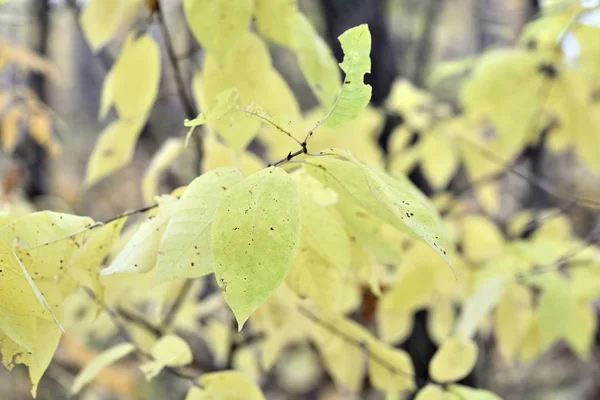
{"left": 141, "top": 334, "right": 193, "bottom": 380}
{"left": 80, "top": 0, "right": 142, "bottom": 51}
{"left": 29, "top": 110, "right": 61, "bottom": 157}
{"left": 98, "top": 69, "right": 115, "bottom": 120}
{"left": 295, "top": 13, "right": 341, "bottom": 108}
{"left": 201, "top": 131, "right": 265, "bottom": 176}
{"left": 1, "top": 105, "right": 22, "bottom": 153}
{"left": 101, "top": 195, "right": 178, "bottom": 275}
{"left": 254, "top": 0, "right": 297, "bottom": 48}
{"left": 112, "top": 34, "right": 161, "bottom": 119}
{"left": 156, "top": 167, "right": 243, "bottom": 282}
{"left": 205, "top": 319, "right": 232, "bottom": 367}
{"left": 286, "top": 243, "right": 344, "bottom": 313}
{"left": 71, "top": 343, "right": 135, "bottom": 394}
{"left": 429, "top": 336, "right": 478, "bottom": 383}
{"left": 0, "top": 39, "right": 61, "bottom": 83}
{"left": 565, "top": 302, "right": 597, "bottom": 360}
{"left": 414, "top": 384, "right": 446, "bottom": 400}
{"left": 535, "top": 274, "right": 577, "bottom": 350}
{"left": 376, "top": 304, "right": 413, "bottom": 344}
{"left": 518, "top": 312, "right": 542, "bottom": 363}
{"left": 66, "top": 219, "right": 127, "bottom": 305}
{"left": 309, "top": 315, "right": 369, "bottom": 391}
{"left": 386, "top": 79, "right": 435, "bottom": 130}
{"left": 447, "top": 384, "right": 502, "bottom": 400}
{"left": 367, "top": 340, "right": 415, "bottom": 392}
{"left": 142, "top": 138, "right": 185, "bottom": 205}
{"left": 494, "top": 283, "right": 533, "bottom": 362}
{"left": 183, "top": 0, "right": 253, "bottom": 60}
{"left": 455, "top": 277, "right": 506, "bottom": 339}
{"left": 419, "top": 132, "right": 460, "bottom": 190}
{"left": 461, "top": 215, "right": 505, "bottom": 263}
{"left": 197, "top": 370, "right": 266, "bottom": 400}
{"left": 427, "top": 300, "right": 456, "bottom": 345}
{"left": 0, "top": 211, "right": 94, "bottom": 278}
{"left": 202, "top": 33, "right": 300, "bottom": 151}
{"left": 85, "top": 117, "right": 145, "bottom": 186}
{"left": 232, "top": 346, "right": 260, "bottom": 382}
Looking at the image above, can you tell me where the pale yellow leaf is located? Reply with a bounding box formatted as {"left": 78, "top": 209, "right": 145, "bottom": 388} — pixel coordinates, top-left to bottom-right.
{"left": 142, "top": 138, "right": 185, "bottom": 205}
{"left": 71, "top": 343, "right": 135, "bottom": 394}
{"left": 184, "top": 0, "right": 253, "bottom": 60}
{"left": 85, "top": 117, "right": 145, "bottom": 186}
{"left": 254, "top": 0, "right": 297, "bottom": 48}
{"left": 429, "top": 336, "right": 478, "bottom": 383}
{"left": 112, "top": 34, "right": 161, "bottom": 119}
{"left": 80, "top": 0, "right": 143, "bottom": 51}
{"left": 101, "top": 195, "right": 178, "bottom": 275}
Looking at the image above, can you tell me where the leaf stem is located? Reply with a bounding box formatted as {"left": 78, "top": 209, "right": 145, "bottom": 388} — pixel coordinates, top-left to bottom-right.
{"left": 235, "top": 107, "right": 303, "bottom": 146}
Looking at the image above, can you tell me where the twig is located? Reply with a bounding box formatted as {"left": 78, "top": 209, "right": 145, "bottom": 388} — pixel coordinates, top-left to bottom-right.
{"left": 298, "top": 305, "right": 420, "bottom": 384}
{"left": 455, "top": 135, "right": 600, "bottom": 209}
{"left": 116, "top": 306, "right": 163, "bottom": 337}
{"left": 236, "top": 107, "right": 303, "bottom": 146}
{"left": 154, "top": 4, "right": 196, "bottom": 120}
{"left": 154, "top": 1, "right": 203, "bottom": 173}
{"left": 268, "top": 148, "right": 306, "bottom": 168}
{"left": 83, "top": 289, "right": 204, "bottom": 389}
{"left": 517, "top": 224, "right": 600, "bottom": 279}
{"left": 160, "top": 279, "right": 194, "bottom": 331}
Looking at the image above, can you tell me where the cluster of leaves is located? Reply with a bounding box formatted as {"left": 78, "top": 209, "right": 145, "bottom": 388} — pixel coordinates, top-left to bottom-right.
{"left": 0, "top": 40, "right": 62, "bottom": 158}
{"left": 0, "top": 1, "right": 599, "bottom": 400}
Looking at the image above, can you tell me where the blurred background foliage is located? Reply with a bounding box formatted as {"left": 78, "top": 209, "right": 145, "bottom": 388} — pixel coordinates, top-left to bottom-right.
{"left": 1, "top": 0, "right": 600, "bottom": 399}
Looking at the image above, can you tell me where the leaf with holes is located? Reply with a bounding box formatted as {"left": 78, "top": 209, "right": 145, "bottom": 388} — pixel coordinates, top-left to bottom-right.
{"left": 212, "top": 167, "right": 300, "bottom": 329}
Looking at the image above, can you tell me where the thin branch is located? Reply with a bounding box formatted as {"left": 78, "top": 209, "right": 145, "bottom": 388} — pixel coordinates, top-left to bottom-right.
{"left": 160, "top": 279, "right": 194, "bottom": 331}
{"left": 268, "top": 148, "right": 306, "bottom": 168}
{"left": 236, "top": 107, "right": 303, "bottom": 146}
{"left": 154, "top": 5, "right": 196, "bottom": 120}
{"left": 116, "top": 306, "right": 163, "bottom": 337}
{"left": 298, "top": 305, "right": 420, "bottom": 383}
{"left": 517, "top": 223, "right": 600, "bottom": 279}
{"left": 84, "top": 289, "right": 204, "bottom": 389}
{"left": 154, "top": 1, "right": 203, "bottom": 173}
{"left": 455, "top": 135, "right": 600, "bottom": 209}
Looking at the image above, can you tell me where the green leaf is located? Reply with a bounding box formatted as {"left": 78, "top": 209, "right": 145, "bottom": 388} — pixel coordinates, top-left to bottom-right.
{"left": 71, "top": 343, "right": 135, "bottom": 394}
{"left": 305, "top": 149, "right": 451, "bottom": 264}
{"left": 156, "top": 167, "right": 244, "bottom": 283}
{"left": 183, "top": 0, "right": 253, "bottom": 61}
{"left": 322, "top": 24, "right": 372, "bottom": 128}
{"left": 212, "top": 167, "right": 301, "bottom": 329}
{"left": 101, "top": 196, "right": 178, "bottom": 276}
{"left": 295, "top": 13, "right": 341, "bottom": 108}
